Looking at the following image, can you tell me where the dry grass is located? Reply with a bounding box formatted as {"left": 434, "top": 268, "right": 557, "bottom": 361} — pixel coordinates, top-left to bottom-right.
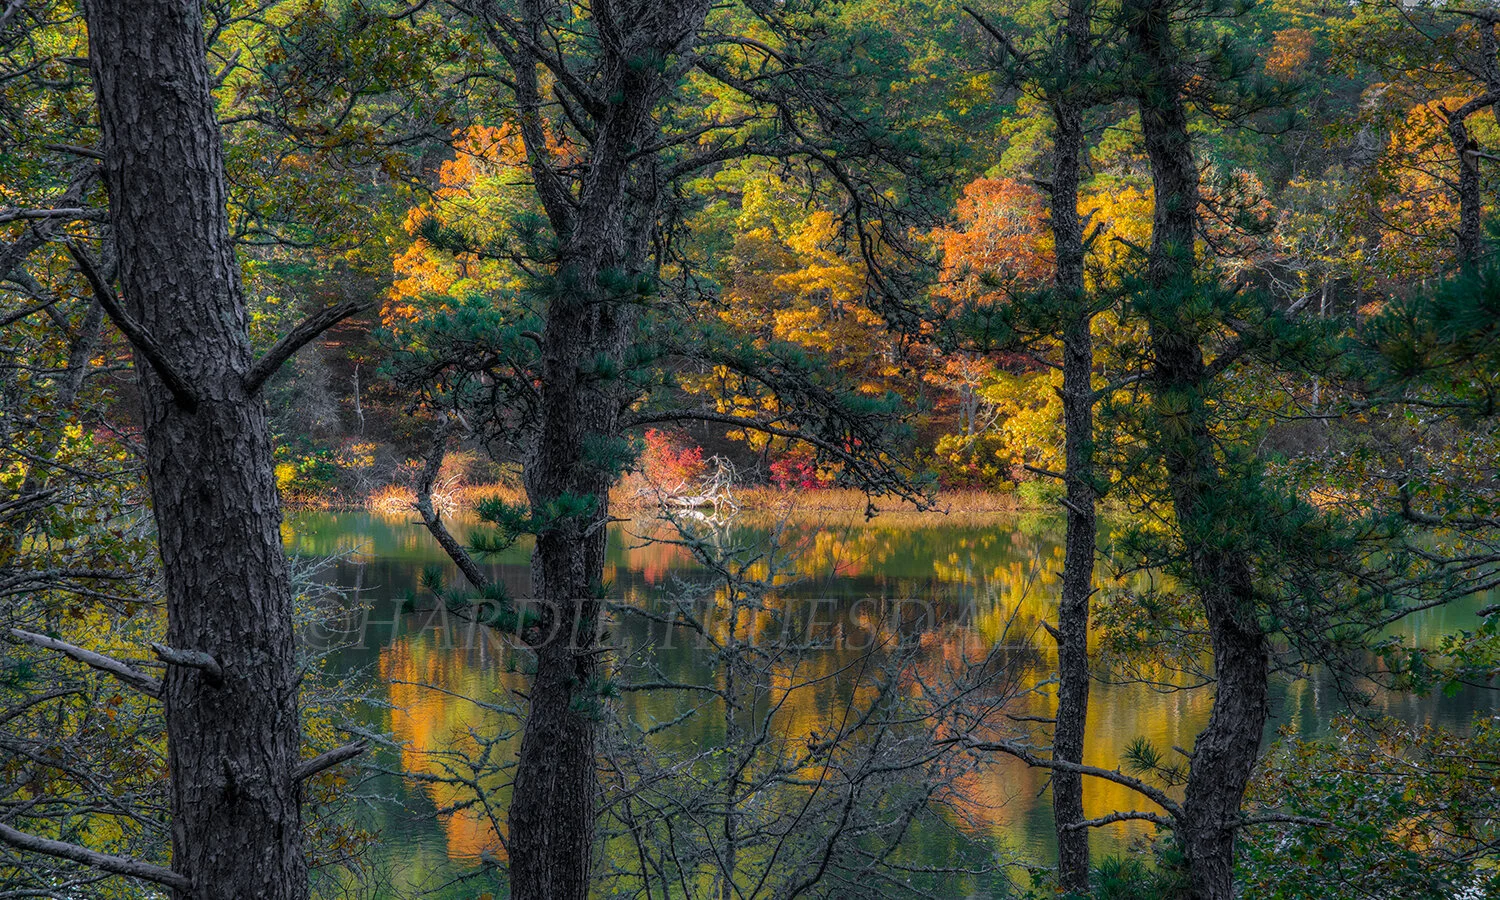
{"left": 365, "top": 481, "right": 463, "bottom": 518}
{"left": 454, "top": 482, "right": 528, "bottom": 507}
{"left": 357, "top": 480, "right": 1027, "bottom": 524}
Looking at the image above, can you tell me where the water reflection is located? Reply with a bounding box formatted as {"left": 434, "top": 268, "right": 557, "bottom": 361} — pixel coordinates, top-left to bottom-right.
{"left": 289, "top": 510, "right": 1495, "bottom": 896}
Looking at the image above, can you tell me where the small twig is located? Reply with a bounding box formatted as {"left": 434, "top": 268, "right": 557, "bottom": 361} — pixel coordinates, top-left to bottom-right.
{"left": 8, "top": 628, "right": 161, "bottom": 698}
{"left": 244, "top": 299, "right": 368, "bottom": 394}
{"left": 65, "top": 242, "right": 198, "bottom": 411}
{"left": 1022, "top": 463, "right": 1067, "bottom": 481}
{"left": 292, "top": 741, "right": 369, "bottom": 781}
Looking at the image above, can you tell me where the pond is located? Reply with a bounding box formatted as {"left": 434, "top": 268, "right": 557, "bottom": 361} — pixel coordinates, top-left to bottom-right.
{"left": 286, "top": 508, "right": 1497, "bottom": 898}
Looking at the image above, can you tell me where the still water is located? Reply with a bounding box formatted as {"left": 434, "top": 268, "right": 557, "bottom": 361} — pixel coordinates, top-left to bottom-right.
{"left": 286, "top": 509, "right": 1496, "bottom": 897}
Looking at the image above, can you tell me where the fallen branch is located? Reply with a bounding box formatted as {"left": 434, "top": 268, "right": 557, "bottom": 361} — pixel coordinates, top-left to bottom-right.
{"left": 8, "top": 629, "right": 160, "bottom": 698}
{"left": 244, "top": 299, "right": 368, "bottom": 394}
{"left": 292, "top": 741, "right": 369, "bottom": 782}
{"left": 0, "top": 823, "right": 190, "bottom": 891}
{"left": 65, "top": 242, "right": 198, "bottom": 411}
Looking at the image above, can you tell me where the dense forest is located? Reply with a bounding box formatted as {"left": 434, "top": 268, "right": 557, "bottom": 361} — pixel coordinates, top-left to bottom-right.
{"left": 2, "top": 0, "right": 1499, "bottom": 898}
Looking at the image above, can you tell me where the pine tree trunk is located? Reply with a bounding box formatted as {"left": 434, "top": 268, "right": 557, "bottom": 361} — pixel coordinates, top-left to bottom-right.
{"left": 498, "top": 6, "right": 716, "bottom": 894}
{"left": 508, "top": 253, "right": 634, "bottom": 900}
{"left": 80, "top": 3, "right": 309, "bottom": 897}
{"left": 1448, "top": 112, "right": 1485, "bottom": 269}
{"left": 1049, "top": 94, "right": 1097, "bottom": 896}
{"left": 1129, "top": 3, "right": 1270, "bottom": 897}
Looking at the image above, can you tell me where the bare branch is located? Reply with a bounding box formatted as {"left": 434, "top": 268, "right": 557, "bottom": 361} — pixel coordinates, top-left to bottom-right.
{"left": 243, "top": 299, "right": 369, "bottom": 394}
{"left": 292, "top": 741, "right": 369, "bottom": 781}
{"left": 150, "top": 643, "right": 223, "bottom": 686}
{"left": 1022, "top": 463, "right": 1067, "bottom": 481}
{"left": 962, "top": 5, "right": 1029, "bottom": 63}
{"left": 0, "top": 688, "right": 83, "bottom": 728}
{"left": 1060, "top": 809, "right": 1175, "bottom": 831}
{"left": 0, "top": 823, "right": 189, "bottom": 891}
{"left": 415, "top": 415, "right": 491, "bottom": 591}
{"left": 8, "top": 629, "right": 161, "bottom": 698}
{"left": 967, "top": 737, "right": 1184, "bottom": 820}
{"left": 42, "top": 143, "right": 105, "bottom": 160}
{"left": 0, "top": 208, "right": 105, "bottom": 225}
{"left": 0, "top": 297, "right": 62, "bottom": 329}
{"left": 65, "top": 242, "right": 199, "bottom": 412}
{"left": 1237, "top": 812, "right": 1332, "bottom": 827}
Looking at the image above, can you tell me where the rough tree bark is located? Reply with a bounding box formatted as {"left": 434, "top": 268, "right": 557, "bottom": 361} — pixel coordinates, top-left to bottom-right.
{"left": 1443, "top": 16, "right": 1500, "bottom": 270}
{"left": 1045, "top": 0, "right": 1100, "bottom": 887}
{"left": 1448, "top": 106, "right": 1488, "bottom": 269}
{"left": 1127, "top": 2, "right": 1270, "bottom": 897}
{"left": 491, "top": 5, "right": 715, "bottom": 897}
{"left": 80, "top": 2, "right": 310, "bottom": 897}
{"left": 966, "top": 4, "right": 1104, "bottom": 886}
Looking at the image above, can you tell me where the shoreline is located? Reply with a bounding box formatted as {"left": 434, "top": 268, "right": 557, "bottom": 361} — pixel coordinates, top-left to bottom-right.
{"left": 284, "top": 485, "right": 1039, "bottom": 517}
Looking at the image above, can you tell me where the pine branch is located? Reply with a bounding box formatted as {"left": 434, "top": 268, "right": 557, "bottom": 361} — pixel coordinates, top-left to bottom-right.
{"left": 966, "top": 737, "right": 1185, "bottom": 820}
{"left": 8, "top": 629, "right": 161, "bottom": 698}
{"left": 244, "top": 299, "right": 369, "bottom": 394}
{"left": 65, "top": 242, "right": 198, "bottom": 412}
{"left": 0, "top": 823, "right": 190, "bottom": 891}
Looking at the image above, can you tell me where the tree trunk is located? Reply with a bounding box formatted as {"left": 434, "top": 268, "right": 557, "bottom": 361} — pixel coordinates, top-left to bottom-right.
{"left": 507, "top": 276, "right": 624, "bottom": 898}
{"left": 1129, "top": 3, "right": 1270, "bottom": 898}
{"left": 1448, "top": 110, "right": 1485, "bottom": 269}
{"left": 80, "top": 3, "right": 309, "bottom": 898}
{"left": 1043, "top": 0, "right": 1100, "bottom": 889}
{"left": 1049, "top": 97, "right": 1098, "bottom": 898}
{"left": 497, "top": 6, "right": 716, "bottom": 895}
{"left": 1446, "top": 20, "right": 1500, "bottom": 271}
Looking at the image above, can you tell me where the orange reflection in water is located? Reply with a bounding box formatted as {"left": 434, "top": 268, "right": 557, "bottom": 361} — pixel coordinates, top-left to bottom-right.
{"left": 381, "top": 636, "right": 521, "bottom": 862}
